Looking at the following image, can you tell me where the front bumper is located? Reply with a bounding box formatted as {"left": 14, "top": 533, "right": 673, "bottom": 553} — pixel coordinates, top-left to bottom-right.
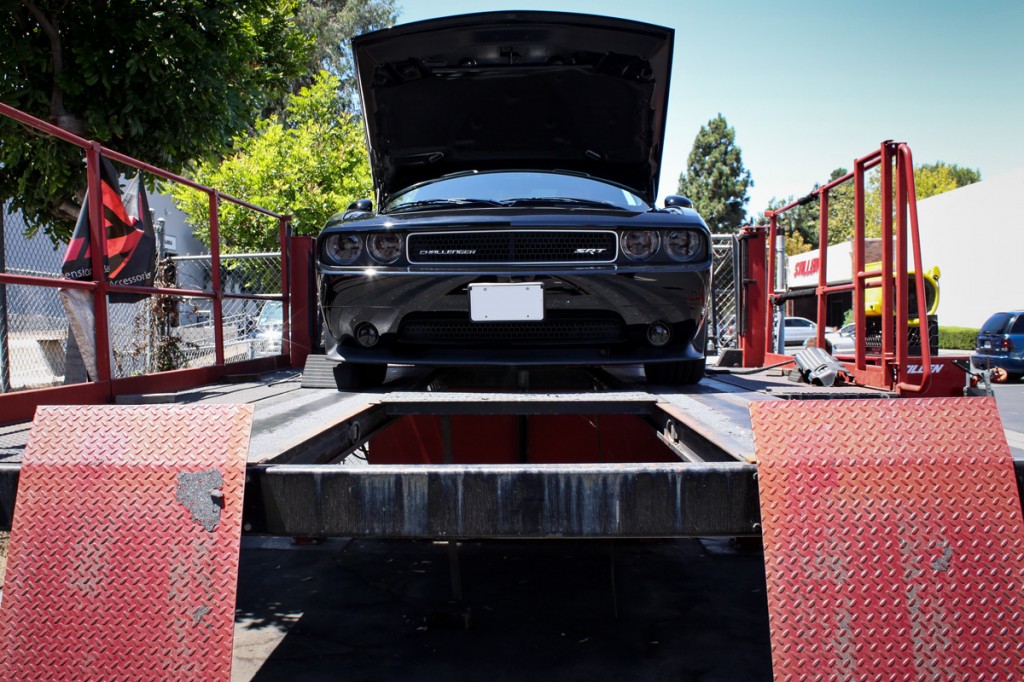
{"left": 320, "top": 269, "right": 709, "bottom": 366}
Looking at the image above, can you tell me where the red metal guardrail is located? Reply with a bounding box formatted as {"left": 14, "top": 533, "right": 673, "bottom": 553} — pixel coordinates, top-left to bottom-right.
{"left": 746, "top": 141, "right": 934, "bottom": 394}
{"left": 0, "top": 102, "right": 312, "bottom": 424}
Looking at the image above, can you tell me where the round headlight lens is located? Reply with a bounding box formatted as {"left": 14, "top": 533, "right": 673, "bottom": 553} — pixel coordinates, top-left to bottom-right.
{"left": 620, "top": 230, "right": 661, "bottom": 261}
{"left": 664, "top": 230, "right": 705, "bottom": 261}
{"left": 323, "top": 234, "right": 361, "bottom": 265}
{"left": 367, "top": 232, "right": 403, "bottom": 264}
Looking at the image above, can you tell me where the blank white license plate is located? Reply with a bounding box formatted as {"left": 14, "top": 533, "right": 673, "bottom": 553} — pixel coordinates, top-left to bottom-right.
{"left": 469, "top": 282, "right": 543, "bottom": 322}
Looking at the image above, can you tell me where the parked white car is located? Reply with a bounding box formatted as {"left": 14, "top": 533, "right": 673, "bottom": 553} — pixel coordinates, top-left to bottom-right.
{"left": 803, "top": 322, "right": 856, "bottom": 354}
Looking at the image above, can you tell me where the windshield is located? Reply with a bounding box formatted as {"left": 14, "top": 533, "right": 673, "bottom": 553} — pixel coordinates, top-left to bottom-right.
{"left": 258, "top": 301, "right": 283, "bottom": 326}
{"left": 387, "top": 171, "right": 649, "bottom": 212}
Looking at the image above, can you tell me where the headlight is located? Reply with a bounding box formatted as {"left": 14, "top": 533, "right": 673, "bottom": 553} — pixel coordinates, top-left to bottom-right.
{"left": 323, "top": 234, "right": 361, "bottom": 265}
{"left": 664, "top": 230, "right": 705, "bottom": 261}
{"left": 367, "top": 232, "right": 403, "bottom": 264}
{"left": 620, "top": 230, "right": 660, "bottom": 261}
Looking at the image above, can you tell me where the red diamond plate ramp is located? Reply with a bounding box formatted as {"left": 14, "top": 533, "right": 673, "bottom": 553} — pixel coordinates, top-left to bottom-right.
{"left": 0, "top": 405, "right": 253, "bottom": 681}
{"left": 751, "top": 397, "right": 1024, "bottom": 680}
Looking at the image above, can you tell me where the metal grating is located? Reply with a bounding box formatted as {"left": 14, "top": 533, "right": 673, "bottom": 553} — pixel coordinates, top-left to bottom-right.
{"left": 751, "top": 397, "right": 1024, "bottom": 679}
{"left": 407, "top": 229, "right": 617, "bottom": 264}
{"left": 0, "top": 404, "right": 253, "bottom": 680}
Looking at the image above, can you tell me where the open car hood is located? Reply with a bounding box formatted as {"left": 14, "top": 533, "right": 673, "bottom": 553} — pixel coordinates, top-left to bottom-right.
{"left": 354, "top": 11, "right": 674, "bottom": 206}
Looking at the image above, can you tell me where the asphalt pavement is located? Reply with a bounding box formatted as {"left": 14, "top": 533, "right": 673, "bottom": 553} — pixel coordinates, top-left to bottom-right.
{"left": 994, "top": 381, "right": 1024, "bottom": 433}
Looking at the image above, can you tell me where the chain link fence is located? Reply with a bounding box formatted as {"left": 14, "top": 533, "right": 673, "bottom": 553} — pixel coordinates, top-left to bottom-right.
{"left": 1, "top": 204, "right": 69, "bottom": 391}
{"left": 1, "top": 200, "right": 284, "bottom": 392}
{"left": 709, "top": 234, "right": 738, "bottom": 353}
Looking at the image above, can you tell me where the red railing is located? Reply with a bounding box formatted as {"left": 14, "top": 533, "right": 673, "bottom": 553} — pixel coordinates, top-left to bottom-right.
{"left": 754, "top": 141, "right": 932, "bottom": 393}
{"left": 0, "top": 102, "right": 310, "bottom": 424}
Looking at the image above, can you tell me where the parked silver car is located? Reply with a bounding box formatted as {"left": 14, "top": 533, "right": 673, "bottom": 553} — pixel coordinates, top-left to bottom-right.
{"left": 781, "top": 316, "right": 818, "bottom": 346}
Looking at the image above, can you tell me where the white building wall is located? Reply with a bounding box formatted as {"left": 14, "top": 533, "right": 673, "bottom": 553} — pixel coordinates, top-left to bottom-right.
{"left": 916, "top": 168, "right": 1024, "bottom": 329}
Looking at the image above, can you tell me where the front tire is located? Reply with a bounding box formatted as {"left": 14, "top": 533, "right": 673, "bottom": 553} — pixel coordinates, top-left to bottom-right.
{"left": 644, "top": 358, "right": 706, "bottom": 386}
{"left": 333, "top": 362, "right": 388, "bottom": 391}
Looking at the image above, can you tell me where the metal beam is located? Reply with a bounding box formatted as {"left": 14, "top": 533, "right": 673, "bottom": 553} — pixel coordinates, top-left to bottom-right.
{"left": 243, "top": 462, "right": 761, "bottom": 538}
{"left": 0, "top": 458, "right": 1022, "bottom": 537}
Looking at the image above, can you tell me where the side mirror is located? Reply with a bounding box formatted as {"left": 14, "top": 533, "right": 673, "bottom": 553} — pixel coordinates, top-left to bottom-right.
{"left": 347, "top": 198, "right": 373, "bottom": 212}
{"left": 664, "top": 195, "right": 693, "bottom": 209}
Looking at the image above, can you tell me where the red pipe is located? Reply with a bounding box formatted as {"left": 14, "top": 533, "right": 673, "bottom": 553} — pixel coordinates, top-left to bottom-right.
{"left": 85, "top": 144, "right": 112, "bottom": 386}
{"left": 853, "top": 158, "right": 866, "bottom": 371}
{"left": 279, "top": 217, "right": 292, "bottom": 359}
{"left": 896, "top": 144, "right": 932, "bottom": 393}
{"left": 880, "top": 142, "right": 895, "bottom": 362}
{"left": 208, "top": 191, "right": 225, "bottom": 367}
{"left": 0, "top": 273, "right": 95, "bottom": 290}
{"left": 765, "top": 214, "right": 778, "bottom": 351}
{"left": 814, "top": 189, "right": 829, "bottom": 348}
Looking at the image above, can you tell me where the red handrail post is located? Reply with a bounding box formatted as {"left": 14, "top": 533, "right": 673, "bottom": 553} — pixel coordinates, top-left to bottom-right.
{"left": 288, "top": 236, "right": 316, "bottom": 370}
{"left": 764, "top": 213, "right": 779, "bottom": 356}
{"left": 279, "top": 217, "right": 291, "bottom": 361}
{"left": 880, "top": 142, "right": 895, "bottom": 363}
{"left": 208, "top": 191, "right": 225, "bottom": 367}
{"left": 86, "top": 144, "right": 113, "bottom": 386}
{"left": 893, "top": 143, "right": 909, "bottom": 374}
{"left": 815, "top": 189, "right": 829, "bottom": 347}
{"left": 853, "top": 158, "right": 866, "bottom": 372}
{"left": 896, "top": 144, "right": 932, "bottom": 393}
{"left": 740, "top": 225, "right": 767, "bottom": 368}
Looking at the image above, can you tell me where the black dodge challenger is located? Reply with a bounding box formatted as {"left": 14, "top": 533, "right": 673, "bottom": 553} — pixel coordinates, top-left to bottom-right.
{"left": 316, "top": 11, "right": 712, "bottom": 388}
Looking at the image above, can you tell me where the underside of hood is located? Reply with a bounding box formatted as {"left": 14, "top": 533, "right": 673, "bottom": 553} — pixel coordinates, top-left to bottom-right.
{"left": 353, "top": 11, "right": 674, "bottom": 205}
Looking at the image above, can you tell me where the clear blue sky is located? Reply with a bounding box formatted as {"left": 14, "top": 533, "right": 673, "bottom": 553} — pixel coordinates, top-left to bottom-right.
{"left": 397, "top": 0, "right": 1024, "bottom": 216}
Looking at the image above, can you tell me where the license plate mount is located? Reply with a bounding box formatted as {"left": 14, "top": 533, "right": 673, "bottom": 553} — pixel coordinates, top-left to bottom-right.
{"left": 469, "top": 282, "right": 543, "bottom": 322}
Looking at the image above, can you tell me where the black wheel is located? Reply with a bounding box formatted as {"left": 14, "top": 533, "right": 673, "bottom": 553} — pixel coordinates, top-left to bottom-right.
{"left": 333, "top": 362, "right": 387, "bottom": 390}
{"left": 644, "top": 358, "right": 706, "bottom": 386}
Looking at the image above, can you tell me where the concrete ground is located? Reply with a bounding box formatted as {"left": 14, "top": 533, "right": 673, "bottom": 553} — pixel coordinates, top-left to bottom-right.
{"left": 232, "top": 536, "right": 772, "bottom": 682}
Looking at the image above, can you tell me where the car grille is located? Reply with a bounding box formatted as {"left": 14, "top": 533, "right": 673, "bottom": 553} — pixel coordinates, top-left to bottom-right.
{"left": 398, "top": 314, "right": 626, "bottom": 346}
{"left": 407, "top": 230, "right": 617, "bottom": 265}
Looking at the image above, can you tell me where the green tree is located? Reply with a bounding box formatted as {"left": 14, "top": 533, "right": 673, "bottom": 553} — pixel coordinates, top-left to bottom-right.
{"left": 0, "top": 0, "right": 311, "bottom": 241}
{"left": 677, "top": 114, "right": 753, "bottom": 234}
{"left": 823, "top": 167, "right": 856, "bottom": 245}
{"left": 758, "top": 192, "right": 822, "bottom": 254}
{"left": 913, "top": 162, "right": 981, "bottom": 199}
{"left": 294, "top": 0, "right": 398, "bottom": 110}
{"left": 171, "top": 71, "right": 371, "bottom": 252}
{"left": 827, "top": 163, "right": 981, "bottom": 243}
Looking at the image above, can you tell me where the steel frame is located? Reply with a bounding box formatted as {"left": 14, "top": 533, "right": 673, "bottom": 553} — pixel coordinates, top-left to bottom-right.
{"left": 0, "top": 458, "right": 1022, "bottom": 539}
{"left": 0, "top": 102, "right": 307, "bottom": 424}
{"left": 748, "top": 141, "right": 936, "bottom": 394}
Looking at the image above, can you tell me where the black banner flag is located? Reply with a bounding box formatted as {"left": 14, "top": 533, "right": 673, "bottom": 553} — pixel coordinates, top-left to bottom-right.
{"left": 62, "top": 158, "right": 157, "bottom": 303}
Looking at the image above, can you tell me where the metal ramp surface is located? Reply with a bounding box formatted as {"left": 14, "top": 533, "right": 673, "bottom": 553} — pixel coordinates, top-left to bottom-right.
{"left": 751, "top": 397, "right": 1024, "bottom": 679}
{"left": 0, "top": 405, "right": 252, "bottom": 680}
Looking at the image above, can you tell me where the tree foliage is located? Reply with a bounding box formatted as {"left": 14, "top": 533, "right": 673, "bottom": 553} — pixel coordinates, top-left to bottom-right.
{"left": 759, "top": 193, "right": 822, "bottom": 255}
{"left": 171, "top": 71, "right": 371, "bottom": 252}
{"left": 294, "top": 0, "right": 398, "bottom": 111}
{"left": 913, "top": 162, "right": 981, "bottom": 199}
{"left": 827, "top": 162, "right": 980, "bottom": 243}
{"left": 677, "top": 114, "right": 753, "bottom": 234}
{"left": 763, "top": 162, "right": 981, "bottom": 253}
{"left": 0, "top": 0, "right": 311, "bottom": 241}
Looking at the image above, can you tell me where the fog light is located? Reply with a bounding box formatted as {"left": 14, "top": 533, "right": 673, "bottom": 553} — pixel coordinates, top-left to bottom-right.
{"left": 647, "top": 322, "right": 672, "bottom": 347}
{"left": 354, "top": 323, "right": 379, "bottom": 347}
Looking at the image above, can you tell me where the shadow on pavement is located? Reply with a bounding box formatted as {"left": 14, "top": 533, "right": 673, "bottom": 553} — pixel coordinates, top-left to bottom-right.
{"left": 235, "top": 537, "right": 772, "bottom": 681}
